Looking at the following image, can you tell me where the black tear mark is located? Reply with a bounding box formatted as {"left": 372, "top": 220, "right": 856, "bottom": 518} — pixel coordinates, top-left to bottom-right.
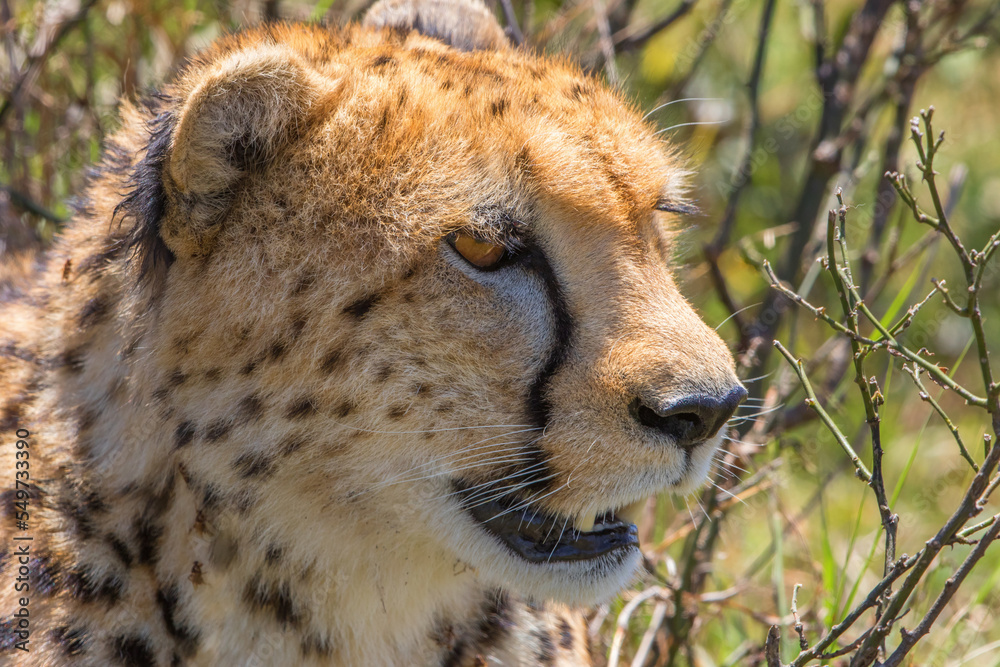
{"left": 521, "top": 241, "right": 573, "bottom": 492}
{"left": 524, "top": 242, "right": 573, "bottom": 428}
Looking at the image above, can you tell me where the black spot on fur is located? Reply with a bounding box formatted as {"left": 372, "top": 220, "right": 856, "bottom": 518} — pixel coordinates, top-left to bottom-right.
{"left": 490, "top": 98, "right": 508, "bottom": 117}
{"left": 289, "top": 314, "right": 308, "bottom": 340}
{"left": 108, "top": 534, "right": 134, "bottom": 568}
{"left": 168, "top": 369, "right": 187, "bottom": 387}
{"left": 175, "top": 421, "right": 196, "bottom": 449}
{"left": 233, "top": 452, "right": 275, "bottom": 479}
{"left": 265, "top": 544, "right": 284, "bottom": 565}
{"left": 558, "top": 618, "right": 574, "bottom": 650}
{"left": 52, "top": 626, "right": 88, "bottom": 656}
{"left": 237, "top": 394, "right": 265, "bottom": 423}
{"left": 79, "top": 296, "right": 110, "bottom": 328}
{"left": 281, "top": 433, "right": 307, "bottom": 455}
{"left": 29, "top": 554, "right": 60, "bottom": 596}
{"left": 533, "top": 629, "right": 556, "bottom": 666}
{"left": 478, "top": 590, "right": 513, "bottom": 646}
{"left": 343, "top": 293, "right": 381, "bottom": 319}
{"left": 0, "top": 619, "right": 19, "bottom": 651}
{"left": 291, "top": 271, "right": 315, "bottom": 295}
{"left": 111, "top": 634, "right": 156, "bottom": 667}
{"left": 320, "top": 348, "right": 344, "bottom": 374}
{"left": 115, "top": 109, "right": 177, "bottom": 282}
{"left": 58, "top": 346, "right": 87, "bottom": 373}
{"left": 202, "top": 485, "right": 222, "bottom": 510}
{"left": 285, "top": 396, "right": 317, "bottom": 419}
{"left": 156, "top": 584, "right": 200, "bottom": 654}
{"left": 268, "top": 340, "right": 287, "bottom": 361}
{"left": 0, "top": 401, "right": 22, "bottom": 432}
{"left": 387, "top": 404, "right": 407, "bottom": 420}
{"left": 243, "top": 575, "right": 302, "bottom": 628}
{"left": 239, "top": 358, "right": 259, "bottom": 376}
{"left": 204, "top": 367, "right": 222, "bottom": 382}
{"left": 204, "top": 418, "right": 231, "bottom": 442}
{"left": 135, "top": 517, "right": 163, "bottom": 566}
{"left": 371, "top": 53, "right": 395, "bottom": 69}
{"left": 77, "top": 239, "right": 127, "bottom": 280}
{"left": 375, "top": 362, "right": 394, "bottom": 382}
{"left": 301, "top": 634, "right": 333, "bottom": 657}
{"left": 566, "top": 81, "right": 591, "bottom": 100}
{"left": 335, "top": 400, "right": 354, "bottom": 418}
{"left": 77, "top": 406, "right": 100, "bottom": 433}
{"left": 515, "top": 146, "right": 534, "bottom": 179}
{"left": 67, "top": 567, "right": 124, "bottom": 605}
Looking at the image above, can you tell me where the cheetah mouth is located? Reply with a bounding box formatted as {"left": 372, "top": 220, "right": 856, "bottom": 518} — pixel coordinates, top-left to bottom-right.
{"left": 455, "top": 484, "right": 642, "bottom": 564}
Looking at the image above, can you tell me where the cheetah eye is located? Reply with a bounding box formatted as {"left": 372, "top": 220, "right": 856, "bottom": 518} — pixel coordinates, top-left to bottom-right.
{"left": 448, "top": 232, "right": 508, "bottom": 269}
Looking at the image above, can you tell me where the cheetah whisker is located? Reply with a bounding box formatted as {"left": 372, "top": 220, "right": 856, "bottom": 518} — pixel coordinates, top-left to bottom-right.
{"left": 654, "top": 118, "right": 732, "bottom": 135}
{"left": 707, "top": 480, "right": 749, "bottom": 508}
{"left": 713, "top": 301, "right": 762, "bottom": 331}
{"left": 740, "top": 370, "right": 776, "bottom": 385}
{"left": 641, "top": 97, "right": 726, "bottom": 122}
{"left": 546, "top": 518, "right": 571, "bottom": 564}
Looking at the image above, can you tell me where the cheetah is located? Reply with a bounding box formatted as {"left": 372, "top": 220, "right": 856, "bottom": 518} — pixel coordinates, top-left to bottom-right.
{"left": 0, "top": 0, "right": 745, "bottom": 664}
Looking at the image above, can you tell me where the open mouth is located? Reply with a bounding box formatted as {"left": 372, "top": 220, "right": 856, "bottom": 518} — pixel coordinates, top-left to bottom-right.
{"left": 456, "top": 484, "right": 645, "bottom": 564}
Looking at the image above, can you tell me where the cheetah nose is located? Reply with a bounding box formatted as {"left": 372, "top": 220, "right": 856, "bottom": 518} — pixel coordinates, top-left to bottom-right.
{"left": 630, "top": 386, "right": 747, "bottom": 448}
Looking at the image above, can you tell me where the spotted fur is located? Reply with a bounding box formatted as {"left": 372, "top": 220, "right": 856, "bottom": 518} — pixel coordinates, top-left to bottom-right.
{"left": 0, "top": 1, "right": 741, "bottom": 664}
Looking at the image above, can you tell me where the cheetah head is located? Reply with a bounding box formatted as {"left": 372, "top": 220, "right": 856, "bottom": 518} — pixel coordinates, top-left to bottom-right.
{"left": 114, "top": 6, "right": 745, "bottom": 613}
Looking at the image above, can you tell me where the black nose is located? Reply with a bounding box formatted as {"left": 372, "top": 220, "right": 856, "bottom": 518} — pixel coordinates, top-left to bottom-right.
{"left": 630, "top": 386, "right": 747, "bottom": 448}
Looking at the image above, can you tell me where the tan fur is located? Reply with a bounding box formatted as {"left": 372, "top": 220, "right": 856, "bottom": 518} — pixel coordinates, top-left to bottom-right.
{"left": 0, "top": 6, "right": 741, "bottom": 666}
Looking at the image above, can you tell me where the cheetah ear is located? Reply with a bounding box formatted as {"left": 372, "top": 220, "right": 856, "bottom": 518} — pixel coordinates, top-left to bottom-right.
{"left": 161, "top": 44, "right": 323, "bottom": 258}
{"left": 363, "top": 0, "right": 509, "bottom": 52}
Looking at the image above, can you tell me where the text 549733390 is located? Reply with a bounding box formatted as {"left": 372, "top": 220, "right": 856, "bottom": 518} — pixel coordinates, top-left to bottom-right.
{"left": 10, "top": 428, "right": 32, "bottom": 652}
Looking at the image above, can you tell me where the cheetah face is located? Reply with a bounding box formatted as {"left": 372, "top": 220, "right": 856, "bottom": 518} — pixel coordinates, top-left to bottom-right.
{"left": 415, "top": 216, "right": 745, "bottom": 604}
{"left": 142, "top": 29, "right": 745, "bottom": 610}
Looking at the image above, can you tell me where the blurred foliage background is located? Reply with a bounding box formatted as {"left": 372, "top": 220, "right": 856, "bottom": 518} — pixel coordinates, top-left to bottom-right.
{"left": 2, "top": 0, "right": 1000, "bottom": 665}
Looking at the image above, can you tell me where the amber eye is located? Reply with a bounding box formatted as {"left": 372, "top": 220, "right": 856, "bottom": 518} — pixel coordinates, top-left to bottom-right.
{"left": 450, "top": 233, "right": 507, "bottom": 269}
